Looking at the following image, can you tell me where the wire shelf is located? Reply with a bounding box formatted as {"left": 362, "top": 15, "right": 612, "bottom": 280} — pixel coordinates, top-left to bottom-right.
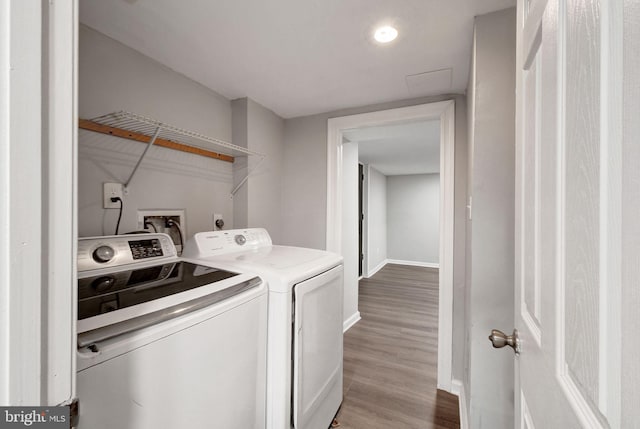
{"left": 83, "top": 110, "right": 264, "bottom": 194}
{"left": 88, "top": 110, "right": 264, "bottom": 158}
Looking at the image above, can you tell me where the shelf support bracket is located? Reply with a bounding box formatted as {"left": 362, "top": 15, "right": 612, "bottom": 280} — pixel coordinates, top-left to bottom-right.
{"left": 231, "top": 156, "right": 265, "bottom": 196}
{"left": 124, "top": 125, "right": 162, "bottom": 189}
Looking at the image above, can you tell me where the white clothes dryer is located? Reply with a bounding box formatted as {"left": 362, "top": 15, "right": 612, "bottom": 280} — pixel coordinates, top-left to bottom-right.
{"left": 183, "top": 228, "right": 344, "bottom": 429}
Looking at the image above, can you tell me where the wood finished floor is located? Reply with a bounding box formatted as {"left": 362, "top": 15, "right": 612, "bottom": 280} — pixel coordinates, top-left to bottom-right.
{"left": 335, "top": 264, "right": 460, "bottom": 429}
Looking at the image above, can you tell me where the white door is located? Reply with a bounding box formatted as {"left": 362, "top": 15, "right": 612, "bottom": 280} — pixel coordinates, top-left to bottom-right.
{"left": 292, "top": 265, "right": 343, "bottom": 429}
{"left": 514, "top": 0, "right": 639, "bottom": 427}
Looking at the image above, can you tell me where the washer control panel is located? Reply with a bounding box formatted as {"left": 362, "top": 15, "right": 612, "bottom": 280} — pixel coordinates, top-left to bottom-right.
{"left": 78, "top": 233, "right": 176, "bottom": 272}
{"left": 129, "top": 238, "right": 164, "bottom": 260}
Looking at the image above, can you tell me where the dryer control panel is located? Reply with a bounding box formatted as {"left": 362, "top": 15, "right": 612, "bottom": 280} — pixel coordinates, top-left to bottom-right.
{"left": 78, "top": 233, "right": 176, "bottom": 272}
{"left": 183, "top": 228, "right": 272, "bottom": 258}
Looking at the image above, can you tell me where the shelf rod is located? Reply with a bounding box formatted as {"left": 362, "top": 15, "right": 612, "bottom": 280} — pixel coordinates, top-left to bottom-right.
{"left": 125, "top": 126, "right": 162, "bottom": 188}
{"left": 231, "top": 156, "right": 265, "bottom": 196}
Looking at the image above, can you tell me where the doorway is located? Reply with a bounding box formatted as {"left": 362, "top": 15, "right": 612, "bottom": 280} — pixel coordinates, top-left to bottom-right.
{"left": 346, "top": 120, "right": 441, "bottom": 278}
{"left": 326, "top": 100, "right": 456, "bottom": 392}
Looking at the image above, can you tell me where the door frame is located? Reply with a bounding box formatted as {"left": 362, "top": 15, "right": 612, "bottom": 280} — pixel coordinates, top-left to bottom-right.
{"left": 0, "top": 0, "right": 78, "bottom": 405}
{"left": 358, "top": 163, "right": 364, "bottom": 278}
{"left": 326, "top": 100, "right": 456, "bottom": 392}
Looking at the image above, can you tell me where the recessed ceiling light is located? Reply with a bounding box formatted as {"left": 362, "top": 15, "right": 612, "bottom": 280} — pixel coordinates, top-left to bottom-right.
{"left": 374, "top": 26, "right": 398, "bottom": 43}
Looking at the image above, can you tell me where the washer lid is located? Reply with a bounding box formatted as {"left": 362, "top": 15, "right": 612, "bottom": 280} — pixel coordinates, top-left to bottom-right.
{"left": 77, "top": 261, "right": 239, "bottom": 320}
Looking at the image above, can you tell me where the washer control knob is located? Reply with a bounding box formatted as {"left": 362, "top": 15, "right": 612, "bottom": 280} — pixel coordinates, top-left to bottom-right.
{"left": 93, "top": 245, "right": 115, "bottom": 263}
{"left": 92, "top": 276, "right": 116, "bottom": 292}
{"left": 234, "top": 234, "right": 247, "bottom": 246}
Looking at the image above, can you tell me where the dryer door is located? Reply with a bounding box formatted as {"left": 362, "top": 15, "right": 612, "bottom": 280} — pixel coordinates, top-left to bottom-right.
{"left": 292, "top": 264, "right": 344, "bottom": 429}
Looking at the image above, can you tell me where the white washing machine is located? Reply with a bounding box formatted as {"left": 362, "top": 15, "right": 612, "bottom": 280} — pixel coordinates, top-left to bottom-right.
{"left": 183, "top": 228, "right": 344, "bottom": 429}
{"left": 76, "top": 233, "right": 267, "bottom": 429}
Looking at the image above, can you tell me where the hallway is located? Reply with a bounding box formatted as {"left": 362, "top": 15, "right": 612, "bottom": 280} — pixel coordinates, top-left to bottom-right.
{"left": 335, "top": 264, "right": 460, "bottom": 429}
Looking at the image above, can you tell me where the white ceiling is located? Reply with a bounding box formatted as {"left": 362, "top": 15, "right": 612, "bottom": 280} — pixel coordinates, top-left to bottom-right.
{"left": 79, "top": 0, "right": 515, "bottom": 119}
{"left": 343, "top": 120, "right": 440, "bottom": 176}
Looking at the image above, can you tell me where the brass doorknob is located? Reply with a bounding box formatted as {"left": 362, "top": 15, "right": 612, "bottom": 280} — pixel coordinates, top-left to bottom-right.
{"left": 488, "top": 329, "right": 521, "bottom": 354}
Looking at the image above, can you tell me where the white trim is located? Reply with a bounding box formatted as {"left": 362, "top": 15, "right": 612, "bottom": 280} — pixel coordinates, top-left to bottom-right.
{"left": 558, "top": 371, "right": 605, "bottom": 429}
{"left": 533, "top": 52, "right": 542, "bottom": 324}
{"left": 554, "top": 0, "right": 567, "bottom": 383}
{"left": 0, "top": 0, "right": 10, "bottom": 405}
{"left": 598, "top": 0, "right": 622, "bottom": 426}
{"left": 451, "top": 379, "right": 469, "bottom": 429}
{"left": 343, "top": 312, "right": 361, "bottom": 333}
{"left": 45, "top": 0, "right": 79, "bottom": 405}
{"left": 437, "top": 100, "right": 456, "bottom": 393}
{"left": 0, "top": 0, "right": 78, "bottom": 405}
{"left": 1, "top": 0, "right": 45, "bottom": 405}
{"left": 326, "top": 100, "right": 456, "bottom": 393}
{"left": 386, "top": 259, "right": 439, "bottom": 269}
{"left": 366, "top": 259, "right": 387, "bottom": 278}
{"left": 521, "top": 302, "right": 542, "bottom": 346}
{"left": 521, "top": 392, "right": 536, "bottom": 429}
{"left": 519, "top": 36, "right": 542, "bottom": 349}
{"left": 450, "top": 378, "right": 462, "bottom": 396}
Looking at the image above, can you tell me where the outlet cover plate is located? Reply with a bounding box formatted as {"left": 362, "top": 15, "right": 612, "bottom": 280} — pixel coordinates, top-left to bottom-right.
{"left": 103, "top": 183, "right": 124, "bottom": 209}
{"left": 138, "top": 209, "right": 186, "bottom": 235}
{"left": 213, "top": 213, "right": 224, "bottom": 230}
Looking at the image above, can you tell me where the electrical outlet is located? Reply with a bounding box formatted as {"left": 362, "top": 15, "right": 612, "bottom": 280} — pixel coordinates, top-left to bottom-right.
{"left": 213, "top": 213, "right": 224, "bottom": 230}
{"left": 103, "top": 183, "right": 124, "bottom": 209}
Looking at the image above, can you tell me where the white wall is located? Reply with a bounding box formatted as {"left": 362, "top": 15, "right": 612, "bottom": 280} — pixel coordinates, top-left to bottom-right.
{"left": 366, "top": 166, "right": 387, "bottom": 275}
{"left": 387, "top": 174, "right": 440, "bottom": 265}
{"left": 78, "top": 25, "right": 234, "bottom": 238}
{"left": 464, "top": 8, "right": 516, "bottom": 428}
{"left": 281, "top": 95, "right": 468, "bottom": 383}
{"left": 342, "top": 143, "right": 360, "bottom": 325}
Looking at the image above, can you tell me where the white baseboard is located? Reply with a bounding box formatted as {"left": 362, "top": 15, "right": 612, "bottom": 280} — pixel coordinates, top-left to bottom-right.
{"left": 343, "top": 312, "right": 361, "bottom": 333}
{"left": 451, "top": 379, "right": 468, "bottom": 429}
{"left": 366, "top": 260, "right": 387, "bottom": 278}
{"left": 386, "top": 259, "right": 440, "bottom": 269}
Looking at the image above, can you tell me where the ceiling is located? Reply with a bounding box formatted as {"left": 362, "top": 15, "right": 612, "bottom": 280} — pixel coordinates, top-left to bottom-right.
{"left": 79, "top": 0, "right": 515, "bottom": 119}
{"left": 343, "top": 120, "right": 440, "bottom": 176}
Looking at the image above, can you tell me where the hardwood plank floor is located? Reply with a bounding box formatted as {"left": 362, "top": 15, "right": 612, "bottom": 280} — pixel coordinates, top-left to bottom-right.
{"left": 335, "top": 264, "right": 460, "bottom": 429}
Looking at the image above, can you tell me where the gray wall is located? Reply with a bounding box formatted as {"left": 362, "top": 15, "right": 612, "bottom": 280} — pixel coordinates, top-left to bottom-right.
{"left": 232, "top": 99, "right": 249, "bottom": 229}
{"left": 387, "top": 174, "right": 440, "bottom": 265}
{"left": 281, "top": 95, "right": 468, "bottom": 382}
{"left": 78, "top": 25, "right": 234, "bottom": 237}
{"left": 280, "top": 114, "right": 329, "bottom": 249}
{"left": 79, "top": 26, "right": 285, "bottom": 242}
{"left": 233, "top": 98, "right": 285, "bottom": 243}
{"left": 464, "top": 8, "right": 516, "bottom": 428}
{"left": 366, "top": 166, "right": 387, "bottom": 274}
